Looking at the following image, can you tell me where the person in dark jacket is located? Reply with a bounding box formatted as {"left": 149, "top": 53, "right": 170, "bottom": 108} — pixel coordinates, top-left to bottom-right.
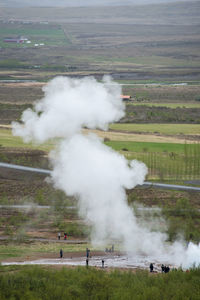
{"left": 60, "top": 249, "right": 63, "bottom": 258}
{"left": 150, "top": 263, "right": 154, "bottom": 272}
{"left": 86, "top": 248, "right": 90, "bottom": 258}
{"left": 161, "top": 264, "right": 165, "bottom": 273}
{"left": 165, "top": 266, "right": 170, "bottom": 273}
{"left": 86, "top": 258, "right": 89, "bottom": 267}
{"left": 102, "top": 259, "right": 105, "bottom": 268}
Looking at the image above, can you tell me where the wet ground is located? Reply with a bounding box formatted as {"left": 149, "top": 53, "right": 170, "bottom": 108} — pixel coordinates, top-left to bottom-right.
{"left": 2, "top": 253, "right": 175, "bottom": 273}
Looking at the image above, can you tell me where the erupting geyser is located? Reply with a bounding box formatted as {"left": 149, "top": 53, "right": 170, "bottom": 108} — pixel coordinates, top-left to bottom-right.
{"left": 12, "top": 76, "right": 200, "bottom": 269}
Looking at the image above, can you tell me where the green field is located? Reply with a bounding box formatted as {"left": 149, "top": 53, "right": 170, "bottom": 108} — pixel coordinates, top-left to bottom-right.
{"left": 1, "top": 127, "right": 199, "bottom": 151}
{"left": 109, "top": 55, "right": 200, "bottom": 68}
{"left": 105, "top": 141, "right": 197, "bottom": 154}
{"left": 0, "top": 1, "right": 200, "bottom": 81}
{"left": 1, "top": 127, "right": 200, "bottom": 181}
{"left": 105, "top": 140, "right": 200, "bottom": 180}
{"left": 129, "top": 102, "right": 200, "bottom": 109}
{"left": 0, "top": 128, "right": 54, "bottom": 151}
{"left": 110, "top": 123, "right": 200, "bottom": 136}
{"left": 0, "top": 243, "right": 93, "bottom": 261}
{"left": 0, "top": 266, "right": 199, "bottom": 300}
{"left": 0, "top": 23, "right": 69, "bottom": 49}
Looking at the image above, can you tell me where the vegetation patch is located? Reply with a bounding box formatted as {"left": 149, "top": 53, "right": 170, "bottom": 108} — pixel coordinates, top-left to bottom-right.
{"left": 0, "top": 266, "right": 200, "bottom": 300}
{"left": 109, "top": 123, "right": 200, "bottom": 136}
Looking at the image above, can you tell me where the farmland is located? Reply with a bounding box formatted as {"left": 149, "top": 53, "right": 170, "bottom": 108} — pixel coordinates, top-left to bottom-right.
{"left": 0, "top": 1, "right": 200, "bottom": 81}
{"left": 109, "top": 123, "right": 200, "bottom": 136}
{"left": 0, "top": 1, "right": 200, "bottom": 297}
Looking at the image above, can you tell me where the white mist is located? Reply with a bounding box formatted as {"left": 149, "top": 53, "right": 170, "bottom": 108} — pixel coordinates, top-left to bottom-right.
{"left": 12, "top": 76, "right": 200, "bottom": 269}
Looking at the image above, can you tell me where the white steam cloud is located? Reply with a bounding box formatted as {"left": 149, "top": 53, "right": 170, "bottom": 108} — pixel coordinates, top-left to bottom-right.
{"left": 12, "top": 76, "right": 200, "bottom": 269}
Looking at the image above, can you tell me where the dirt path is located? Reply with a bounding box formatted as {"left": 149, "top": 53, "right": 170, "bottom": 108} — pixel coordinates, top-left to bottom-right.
{"left": 0, "top": 236, "right": 87, "bottom": 244}
{"left": 84, "top": 129, "right": 198, "bottom": 144}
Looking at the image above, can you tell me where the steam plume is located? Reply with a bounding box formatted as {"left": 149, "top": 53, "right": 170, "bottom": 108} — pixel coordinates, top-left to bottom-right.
{"left": 12, "top": 76, "right": 200, "bottom": 269}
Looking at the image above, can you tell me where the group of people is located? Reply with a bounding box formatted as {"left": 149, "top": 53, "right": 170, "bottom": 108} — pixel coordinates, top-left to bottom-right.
{"left": 58, "top": 232, "right": 67, "bottom": 240}
{"left": 161, "top": 264, "right": 170, "bottom": 273}
{"left": 105, "top": 245, "right": 114, "bottom": 253}
{"left": 150, "top": 263, "right": 171, "bottom": 273}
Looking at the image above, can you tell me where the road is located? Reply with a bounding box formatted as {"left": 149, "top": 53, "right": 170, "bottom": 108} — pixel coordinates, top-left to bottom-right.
{"left": 1, "top": 162, "right": 200, "bottom": 192}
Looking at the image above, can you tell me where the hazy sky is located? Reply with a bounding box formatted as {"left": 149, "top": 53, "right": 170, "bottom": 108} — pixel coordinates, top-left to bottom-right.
{"left": 0, "top": 0, "right": 190, "bottom": 7}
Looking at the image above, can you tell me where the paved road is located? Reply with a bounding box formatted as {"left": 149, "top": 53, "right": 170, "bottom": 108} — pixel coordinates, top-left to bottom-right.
{"left": 1, "top": 162, "right": 200, "bottom": 192}
{"left": 0, "top": 162, "right": 51, "bottom": 174}
{"left": 142, "top": 181, "right": 200, "bottom": 192}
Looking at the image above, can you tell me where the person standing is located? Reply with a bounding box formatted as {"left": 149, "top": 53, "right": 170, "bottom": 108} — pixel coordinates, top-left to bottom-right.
{"left": 161, "top": 264, "right": 165, "bottom": 273}
{"left": 150, "top": 263, "right": 154, "bottom": 272}
{"left": 60, "top": 249, "right": 63, "bottom": 258}
{"left": 86, "top": 258, "right": 89, "bottom": 267}
{"left": 102, "top": 259, "right": 105, "bottom": 268}
{"left": 86, "top": 248, "right": 90, "bottom": 258}
{"left": 58, "top": 232, "right": 61, "bottom": 240}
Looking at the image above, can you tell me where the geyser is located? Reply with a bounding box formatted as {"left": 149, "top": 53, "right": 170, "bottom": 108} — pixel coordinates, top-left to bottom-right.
{"left": 12, "top": 76, "right": 200, "bottom": 269}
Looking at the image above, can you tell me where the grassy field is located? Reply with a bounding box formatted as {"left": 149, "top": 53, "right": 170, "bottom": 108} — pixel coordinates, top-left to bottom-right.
{"left": 105, "top": 141, "right": 197, "bottom": 154}
{"left": 105, "top": 140, "right": 200, "bottom": 180}
{"left": 0, "top": 126, "right": 199, "bottom": 151}
{"left": 0, "top": 23, "right": 69, "bottom": 49}
{"left": 0, "top": 243, "right": 93, "bottom": 261}
{"left": 1, "top": 127, "right": 200, "bottom": 181}
{"left": 109, "top": 123, "right": 200, "bottom": 136}
{"left": 122, "top": 85, "right": 200, "bottom": 103}
{"left": 0, "top": 265, "right": 199, "bottom": 300}
{"left": 0, "top": 1, "right": 200, "bottom": 81}
{"left": 129, "top": 102, "right": 200, "bottom": 109}
{"left": 0, "top": 128, "right": 54, "bottom": 151}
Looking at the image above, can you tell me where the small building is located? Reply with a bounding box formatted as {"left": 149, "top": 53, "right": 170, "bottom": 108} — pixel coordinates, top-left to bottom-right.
{"left": 120, "top": 95, "right": 132, "bottom": 101}
{"left": 4, "top": 36, "right": 28, "bottom": 44}
{"left": 4, "top": 38, "right": 23, "bottom": 43}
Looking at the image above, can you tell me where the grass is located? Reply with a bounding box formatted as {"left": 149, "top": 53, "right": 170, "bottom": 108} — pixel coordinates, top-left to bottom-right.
{"left": 0, "top": 128, "right": 54, "bottom": 151}
{"left": 0, "top": 266, "right": 200, "bottom": 300}
{"left": 116, "top": 80, "right": 200, "bottom": 85}
{"left": 0, "top": 243, "right": 97, "bottom": 260}
{"left": 0, "top": 23, "right": 70, "bottom": 49}
{"left": 109, "top": 123, "right": 200, "bottom": 136}
{"left": 0, "top": 127, "right": 194, "bottom": 153}
{"left": 105, "top": 140, "right": 196, "bottom": 154}
{"left": 1, "top": 127, "right": 200, "bottom": 181}
{"left": 128, "top": 102, "right": 200, "bottom": 109}
{"left": 105, "top": 140, "right": 200, "bottom": 180}
{"left": 110, "top": 55, "right": 200, "bottom": 68}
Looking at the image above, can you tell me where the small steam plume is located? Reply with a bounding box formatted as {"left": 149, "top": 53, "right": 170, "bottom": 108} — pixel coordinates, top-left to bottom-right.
{"left": 12, "top": 76, "right": 200, "bottom": 269}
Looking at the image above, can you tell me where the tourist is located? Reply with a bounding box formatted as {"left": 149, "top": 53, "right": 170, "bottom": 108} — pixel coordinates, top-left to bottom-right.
{"left": 150, "top": 263, "right": 154, "bottom": 272}
{"left": 86, "top": 258, "right": 89, "bottom": 267}
{"left": 60, "top": 249, "right": 63, "bottom": 258}
{"left": 102, "top": 259, "right": 104, "bottom": 268}
{"left": 161, "top": 264, "right": 165, "bottom": 273}
{"left": 165, "top": 266, "right": 170, "bottom": 273}
{"left": 86, "top": 248, "right": 90, "bottom": 258}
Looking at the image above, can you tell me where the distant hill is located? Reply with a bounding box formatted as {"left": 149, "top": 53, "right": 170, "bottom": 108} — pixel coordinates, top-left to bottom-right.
{"left": 0, "top": 0, "right": 191, "bottom": 8}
